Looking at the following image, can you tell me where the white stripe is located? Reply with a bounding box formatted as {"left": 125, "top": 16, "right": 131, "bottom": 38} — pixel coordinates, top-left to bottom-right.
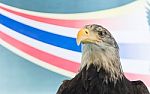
{"left": 1, "top": 25, "right": 150, "bottom": 75}
{"left": 0, "top": 39, "right": 76, "bottom": 78}
{"left": 1, "top": 8, "right": 150, "bottom": 44}
{"left": 121, "top": 59, "right": 150, "bottom": 75}
{"left": 0, "top": 1, "right": 144, "bottom": 20}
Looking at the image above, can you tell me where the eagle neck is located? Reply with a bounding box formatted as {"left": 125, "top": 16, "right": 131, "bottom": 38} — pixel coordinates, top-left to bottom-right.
{"left": 81, "top": 44, "right": 123, "bottom": 82}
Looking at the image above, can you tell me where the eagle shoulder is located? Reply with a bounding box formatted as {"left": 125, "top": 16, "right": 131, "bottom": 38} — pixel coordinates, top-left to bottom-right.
{"left": 132, "top": 80, "right": 150, "bottom": 94}
{"left": 56, "top": 80, "right": 70, "bottom": 94}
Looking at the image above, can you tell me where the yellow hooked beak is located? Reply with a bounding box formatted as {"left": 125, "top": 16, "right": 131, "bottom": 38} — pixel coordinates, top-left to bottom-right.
{"left": 76, "top": 28, "right": 101, "bottom": 45}
{"left": 76, "top": 28, "right": 90, "bottom": 45}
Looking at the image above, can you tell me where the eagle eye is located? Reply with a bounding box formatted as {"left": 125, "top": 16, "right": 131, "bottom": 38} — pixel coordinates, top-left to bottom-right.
{"left": 98, "top": 31, "right": 107, "bottom": 36}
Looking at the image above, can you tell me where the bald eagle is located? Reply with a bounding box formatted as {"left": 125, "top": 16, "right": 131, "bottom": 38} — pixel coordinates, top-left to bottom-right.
{"left": 57, "top": 24, "right": 150, "bottom": 94}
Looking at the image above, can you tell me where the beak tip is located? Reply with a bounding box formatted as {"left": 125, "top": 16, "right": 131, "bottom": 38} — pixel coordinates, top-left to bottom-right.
{"left": 76, "top": 40, "right": 80, "bottom": 46}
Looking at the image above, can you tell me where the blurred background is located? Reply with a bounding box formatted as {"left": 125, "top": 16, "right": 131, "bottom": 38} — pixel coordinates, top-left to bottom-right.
{"left": 0, "top": 0, "right": 150, "bottom": 94}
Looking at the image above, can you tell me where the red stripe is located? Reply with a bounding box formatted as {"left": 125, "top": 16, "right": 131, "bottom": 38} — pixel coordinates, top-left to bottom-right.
{"left": 0, "top": 31, "right": 79, "bottom": 73}
{"left": 0, "top": 6, "right": 111, "bottom": 28}
{"left": 0, "top": 31, "right": 150, "bottom": 87}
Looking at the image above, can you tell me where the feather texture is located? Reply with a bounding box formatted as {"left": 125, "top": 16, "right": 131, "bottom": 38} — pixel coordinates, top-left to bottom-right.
{"left": 81, "top": 43, "right": 123, "bottom": 82}
{"left": 57, "top": 64, "right": 149, "bottom": 94}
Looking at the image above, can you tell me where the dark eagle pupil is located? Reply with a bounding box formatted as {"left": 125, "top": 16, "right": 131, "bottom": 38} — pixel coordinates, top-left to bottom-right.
{"left": 98, "top": 31, "right": 106, "bottom": 36}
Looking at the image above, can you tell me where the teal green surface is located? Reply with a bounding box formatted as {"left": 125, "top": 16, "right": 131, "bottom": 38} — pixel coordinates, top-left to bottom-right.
{"left": 0, "top": 45, "right": 69, "bottom": 94}
{"left": 0, "top": 0, "right": 135, "bottom": 13}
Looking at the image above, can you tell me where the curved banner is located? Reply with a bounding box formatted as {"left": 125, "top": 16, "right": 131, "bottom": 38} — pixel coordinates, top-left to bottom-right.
{"left": 0, "top": 0, "right": 150, "bottom": 89}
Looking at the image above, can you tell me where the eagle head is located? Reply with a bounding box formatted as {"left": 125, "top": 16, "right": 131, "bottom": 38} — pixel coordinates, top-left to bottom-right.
{"left": 77, "top": 24, "right": 118, "bottom": 49}
{"left": 76, "top": 24, "right": 123, "bottom": 82}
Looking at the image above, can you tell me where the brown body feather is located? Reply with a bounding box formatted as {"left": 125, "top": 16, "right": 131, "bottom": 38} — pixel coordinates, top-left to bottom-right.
{"left": 57, "top": 64, "right": 149, "bottom": 94}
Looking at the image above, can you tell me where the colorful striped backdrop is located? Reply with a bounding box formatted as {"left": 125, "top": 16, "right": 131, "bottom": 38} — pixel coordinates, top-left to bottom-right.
{"left": 0, "top": 0, "right": 150, "bottom": 91}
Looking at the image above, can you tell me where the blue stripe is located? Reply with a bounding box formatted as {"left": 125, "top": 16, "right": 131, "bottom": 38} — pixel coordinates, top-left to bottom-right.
{"left": 1, "top": 14, "right": 150, "bottom": 60}
{"left": 1, "top": 0, "right": 135, "bottom": 13}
